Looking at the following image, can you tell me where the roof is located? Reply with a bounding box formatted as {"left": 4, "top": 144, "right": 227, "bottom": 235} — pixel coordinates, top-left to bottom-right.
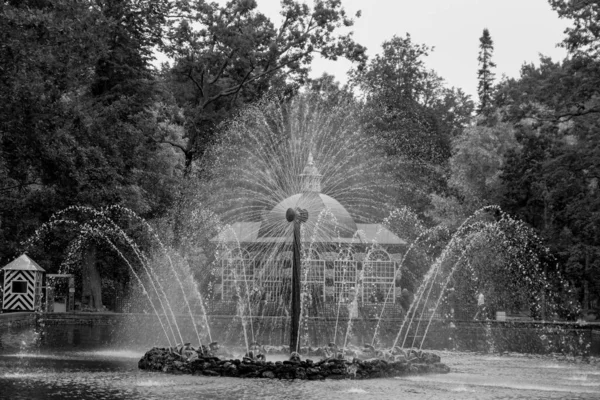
{"left": 216, "top": 222, "right": 262, "bottom": 243}
{"left": 213, "top": 180, "right": 405, "bottom": 245}
{"left": 214, "top": 221, "right": 405, "bottom": 246}
{"left": 1, "top": 254, "right": 45, "bottom": 272}
{"left": 356, "top": 224, "right": 406, "bottom": 246}
{"left": 258, "top": 192, "right": 358, "bottom": 240}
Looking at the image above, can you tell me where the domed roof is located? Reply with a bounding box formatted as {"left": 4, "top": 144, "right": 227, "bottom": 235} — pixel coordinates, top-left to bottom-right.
{"left": 258, "top": 192, "right": 358, "bottom": 241}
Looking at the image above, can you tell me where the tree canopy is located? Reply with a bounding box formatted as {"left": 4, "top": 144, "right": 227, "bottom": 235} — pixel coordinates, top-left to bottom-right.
{"left": 1, "top": 0, "right": 599, "bottom": 316}
{"left": 159, "top": 0, "right": 367, "bottom": 174}
{"left": 476, "top": 28, "right": 496, "bottom": 118}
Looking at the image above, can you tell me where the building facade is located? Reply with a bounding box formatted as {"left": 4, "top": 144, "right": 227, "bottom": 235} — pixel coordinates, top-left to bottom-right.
{"left": 215, "top": 154, "right": 406, "bottom": 306}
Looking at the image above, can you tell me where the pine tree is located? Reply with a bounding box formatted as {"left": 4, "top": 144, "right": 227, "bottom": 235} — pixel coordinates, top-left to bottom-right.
{"left": 477, "top": 28, "right": 496, "bottom": 117}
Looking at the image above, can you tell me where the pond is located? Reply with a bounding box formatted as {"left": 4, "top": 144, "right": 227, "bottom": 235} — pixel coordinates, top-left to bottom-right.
{"left": 0, "top": 324, "right": 599, "bottom": 400}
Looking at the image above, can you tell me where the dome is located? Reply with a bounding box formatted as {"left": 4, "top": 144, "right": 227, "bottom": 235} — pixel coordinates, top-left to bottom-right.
{"left": 299, "top": 152, "right": 322, "bottom": 192}
{"left": 258, "top": 192, "right": 358, "bottom": 240}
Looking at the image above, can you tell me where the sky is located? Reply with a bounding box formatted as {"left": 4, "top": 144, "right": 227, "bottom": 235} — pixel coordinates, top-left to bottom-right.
{"left": 250, "top": 0, "right": 571, "bottom": 100}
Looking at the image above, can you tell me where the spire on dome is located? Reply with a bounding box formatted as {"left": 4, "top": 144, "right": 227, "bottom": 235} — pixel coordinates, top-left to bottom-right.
{"left": 300, "top": 152, "right": 322, "bottom": 192}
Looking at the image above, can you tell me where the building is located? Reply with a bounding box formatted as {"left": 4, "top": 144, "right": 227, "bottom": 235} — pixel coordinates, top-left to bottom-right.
{"left": 1, "top": 254, "right": 45, "bottom": 312}
{"left": 215, "top": 154, "right": 406, "bottom": 306}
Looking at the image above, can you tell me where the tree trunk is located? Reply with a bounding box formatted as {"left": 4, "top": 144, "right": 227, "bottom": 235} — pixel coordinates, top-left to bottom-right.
{"left": 82, "top": 244, "right": 103, "bottom": 310}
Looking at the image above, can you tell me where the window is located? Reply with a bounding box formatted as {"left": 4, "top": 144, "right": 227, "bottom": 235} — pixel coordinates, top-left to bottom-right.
{"left": 12, "top": 281, "right": 28, "bottom": 294}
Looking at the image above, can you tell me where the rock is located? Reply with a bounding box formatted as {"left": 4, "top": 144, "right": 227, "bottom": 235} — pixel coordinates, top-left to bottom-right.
{"left": 203, "top": 370, "right": 220, "bottom": 376}
{"left": 407, "top": 349, "right": 422, "bottom": 360}
{"left": 262, "top": 370, "right": 275, "bottom": 379}
{"left": 430, "top": 362, "right": 450, "bottom": 373}
{"left": 393, "top": 361, "right": 408, "bottom": 372}
{"left": 362, "top": 344, "right": 375, "bottom": 352}
{"left": 347, "top": 364, "right": 359, "bottom": 378}
{"left": 238, "top": 364, "right": 259, "bottom": 373}
{"left": 421, "top": 352, "right": 441, "bottom": 364}
{"left": 182, "top": 349, "right": 196, "bottom": 360}
{"left": 200, "top": 362, "right": 211, "bottom": 370}
{"left": 294, "top": 367, "right": 307, "bottom": 379}
{"left": 137, "top": 346, "right": 447, "bottom": 380}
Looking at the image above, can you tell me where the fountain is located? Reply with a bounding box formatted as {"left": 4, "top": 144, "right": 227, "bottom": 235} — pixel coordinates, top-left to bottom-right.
{"left": 133, "top": 94, "right": 583, "bottom": 378}
{"left": 2, "top": 93, "right": 599, "bottom": 396}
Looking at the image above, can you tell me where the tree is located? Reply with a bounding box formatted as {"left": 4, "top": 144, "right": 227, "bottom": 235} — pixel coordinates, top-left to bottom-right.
{"left": 477, "top": 28, "right": 496, "bottom": 118}
{"left": 351, "top": 34, "right": 474, "bottom": 215}
{"left": 428, "top": 119, "right": 519, "bottom": 228}
{"left": 352, "top": 35, "right": 437, "bottom": 104}
{"left": 90, "top": 0, "right": 169, "bottom": 97}
{"left": 159, "top": 0, "right": 367, "bottom": 174}
{"left": 496, "top": 53, "right": 600, "bottom": 309}
{"left": 535, "top": 2, "right": 600, "bottom": 121}
{"left": 500, "top": 123, "right": 600, "bottom": 309}
{"left": 0, "top": 0, "right": 183, "bottom": 309}
{"left": 550, "top": 0, "right": 600, "bottom": 57}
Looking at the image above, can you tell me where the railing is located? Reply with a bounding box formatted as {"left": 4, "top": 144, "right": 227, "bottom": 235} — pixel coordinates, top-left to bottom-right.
{"left": 219, "top": 258, "right": 400, "bottom": 304}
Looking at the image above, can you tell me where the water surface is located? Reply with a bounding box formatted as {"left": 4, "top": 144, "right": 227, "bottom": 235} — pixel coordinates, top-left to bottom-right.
{"left": 0, "top": 324, "right": 598, "bottom": 399}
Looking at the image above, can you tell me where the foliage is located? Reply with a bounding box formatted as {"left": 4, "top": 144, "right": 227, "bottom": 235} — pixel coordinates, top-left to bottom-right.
{"left": 0, "top": 0, "right": 181, "bottom": 275}
{"left": 550, "top": 0, "right": 600, "bottom": 57}
{"left": 159, "top": 0, "right": 367, "bottom": 174}
{"left": 428, "top": 118, "right": 519, "bottom": 228}
{"left": 3, "top": 0, "right": 600, "bottom": 319}
{"left": 476, "top": 28, "right": 496, "bottom": 118}
{"left": 351, "top": 34, "right": 474, "bottom": 215}
{"left": 496, "top": 50, "right": 600, "bottom": 309}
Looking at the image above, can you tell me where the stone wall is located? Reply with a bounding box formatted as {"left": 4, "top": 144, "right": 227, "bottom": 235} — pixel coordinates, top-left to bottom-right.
{"left": 138, "top": 346, "right": 450, "bottom": 380}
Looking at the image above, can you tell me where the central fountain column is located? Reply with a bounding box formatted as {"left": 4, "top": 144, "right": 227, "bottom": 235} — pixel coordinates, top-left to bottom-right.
{"left": 286, "top": 207, "right": 308, "bottom": 353}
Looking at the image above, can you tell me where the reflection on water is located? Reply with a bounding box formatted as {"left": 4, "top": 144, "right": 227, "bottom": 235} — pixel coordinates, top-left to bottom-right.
{"left": 0, "top": 324, "right": 599, "bottom": 400}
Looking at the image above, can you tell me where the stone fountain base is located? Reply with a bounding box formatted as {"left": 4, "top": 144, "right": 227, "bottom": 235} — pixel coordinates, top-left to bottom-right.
{"left": 138, "top": 347, "right": 450, "bottom": 380}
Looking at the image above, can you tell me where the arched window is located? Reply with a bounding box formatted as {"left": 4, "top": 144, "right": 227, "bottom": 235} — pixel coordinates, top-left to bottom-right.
{"left": 362, "top": 247, "right": 396, "bottom": 304}
{"left": 366, "top": 248, "right": 390, "bottom": 262}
